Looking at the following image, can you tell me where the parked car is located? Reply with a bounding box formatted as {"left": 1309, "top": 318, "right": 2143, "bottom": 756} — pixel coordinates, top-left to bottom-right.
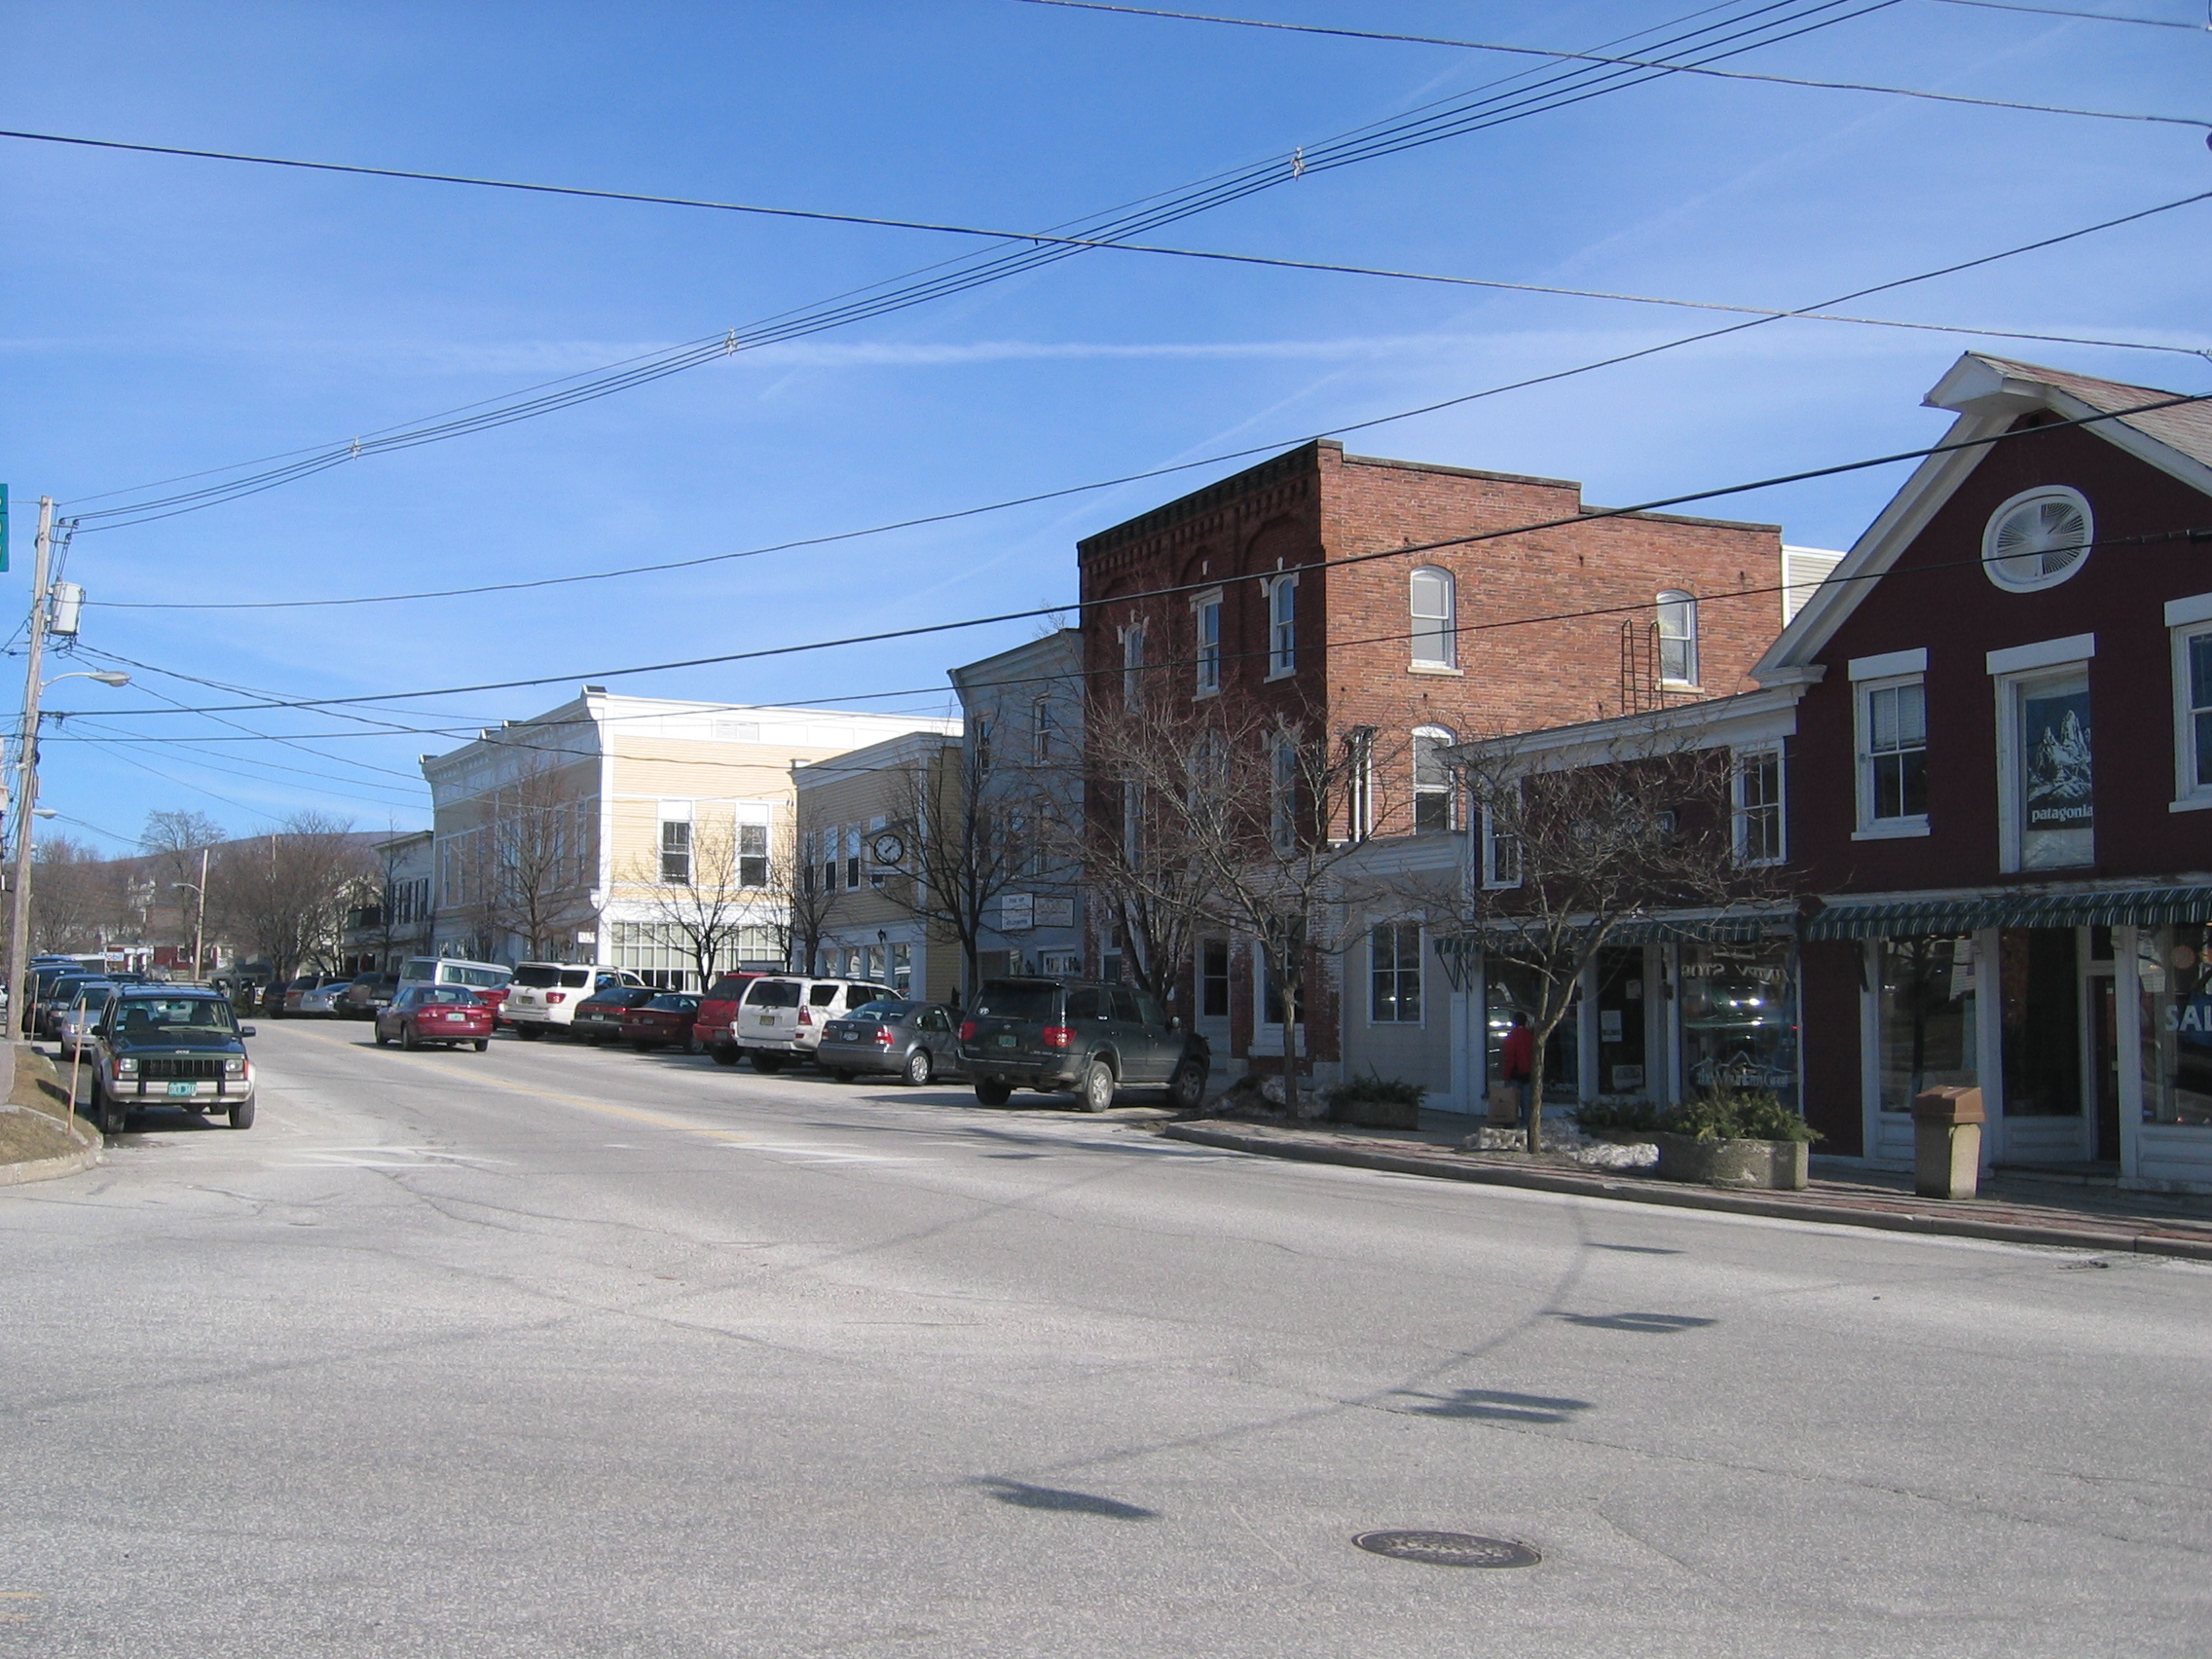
{"left": 280, "top": 973, "right": 349, "bottom": 1015}
{"left": 505, "top": 962, "right": 649, "bottom": 1039}
{"left": 375, "top": 985, "right": 494, "bottom": 1051}
{"left": 818, "top": 1000, "right": 964, "bottom": 1086}
{"left": 337, "top": 973, "right": 400, "bottom": 1019}
{"left": 298, "top": 978, "right": 352, "bottom": 1015}
{"left": 570, "top": 985, "right": 659, "bottom": 1046}
{"left": 694, "top": 974, "right": 766, "bottom": 1064}
{"left": 88, "top": 985, "right": 258, "bottom": 1135}
{"left": 736, "top": 977, "right": 899, "bottom": 1071}
{"left": 50, "top": 982, "right": 120, "bottom": 1056}
{"left": 40, "top": 972, "right": 138, "bottom": 1039}
{"left": 957, "top": 977, "right": 1209, "bottom": 1112}
{"left": 619, "top": 992, "right": 703, "bottom": 1053}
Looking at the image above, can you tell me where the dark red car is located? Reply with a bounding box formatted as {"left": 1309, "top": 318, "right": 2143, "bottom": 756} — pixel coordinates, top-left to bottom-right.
{"left": 693, "top": 974, "right": 763, "bottom": 1064}
{"left": 618, "top": 992, "right": 702, "bottom": 1053}
{"left": 376, "top": 985, "right": 494, "bottom": 1051}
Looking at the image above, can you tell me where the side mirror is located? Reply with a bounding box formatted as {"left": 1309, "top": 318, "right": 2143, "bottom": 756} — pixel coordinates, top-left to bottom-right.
{"left": 1168, "top": 1016, "right": 1183, "bottom": 1033}
{"left": 239, "top": 1025, "right": 258, "bottom": 1039}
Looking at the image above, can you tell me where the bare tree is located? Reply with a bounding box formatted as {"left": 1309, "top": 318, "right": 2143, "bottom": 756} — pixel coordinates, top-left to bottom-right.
{"left": 1456, "top": 727, "right": 1785, "bottom": 1150}
{"left": 138, "top": 809, "right": 226, "bottom": 884}
{"left": 619, "top": 815, "right": 773, "bottom": 990}
{"left": 1084, "top": 695, "right": 1419, "bottom": 1118}
{"left": 875, "top": 739, "right": 1038, "bottom": 1001}
{"left": 482, "top": 756, "right": 593, "bottom": 961}
{"left": 29, "top": 837, "right": 124, "bottom": 956}
{"left": 769, "top": 817, "right": 840, "bottom": 976}
{"left": 209, "top": 814, "right": 376, "bottom": 990}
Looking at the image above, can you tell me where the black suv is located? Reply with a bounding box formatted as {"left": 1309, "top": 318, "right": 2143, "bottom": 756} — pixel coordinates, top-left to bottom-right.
{"left": 89, "top": 985, "right": 258, "bottom": 1135}
{"left": 958, "top": 977, "right": 1208, "bottom": 1112}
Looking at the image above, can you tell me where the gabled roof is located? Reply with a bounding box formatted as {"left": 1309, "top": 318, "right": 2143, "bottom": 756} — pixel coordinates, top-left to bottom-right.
{"left": 1753, "top": 353, "right": 2212, "bottom": 683}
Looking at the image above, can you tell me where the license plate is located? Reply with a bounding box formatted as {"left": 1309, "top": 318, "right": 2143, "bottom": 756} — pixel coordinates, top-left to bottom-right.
{"left": 995, "top": 1034, "right": 1017, "bottom": 1049}
{"left": 836, "top": 1031, "right": 856, "bottom": 1042}
{"left": 166, "top": 1081, "right": 199, "bottom": 1097}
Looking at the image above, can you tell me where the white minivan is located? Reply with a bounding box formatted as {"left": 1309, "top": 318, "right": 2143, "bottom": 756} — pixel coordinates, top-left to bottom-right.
{"left": 397, "top": 957, "right": 514, "bottom": 1021}
{"left": 505, "top": 962, "right": 648, "bottom": 1038}
{"left": 739, "top": 977, "right": 897, "bottom": 1072}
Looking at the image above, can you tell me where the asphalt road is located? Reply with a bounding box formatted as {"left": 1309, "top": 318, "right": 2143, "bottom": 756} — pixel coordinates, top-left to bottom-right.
{"left": 3, "top": 1021, "right": 2207, "bottom": 1658}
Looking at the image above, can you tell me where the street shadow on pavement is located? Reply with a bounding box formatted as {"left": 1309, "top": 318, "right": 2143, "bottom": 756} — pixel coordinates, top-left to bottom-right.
{"left": 1390, "top": 1388, "right": 1593, "bottom": 1424}
{"left": 1549, "top": 1310, "right": 1717, "bottom": 1334}
{"left": 969, "top": 1478, "right": 1160, "bottom": 1521}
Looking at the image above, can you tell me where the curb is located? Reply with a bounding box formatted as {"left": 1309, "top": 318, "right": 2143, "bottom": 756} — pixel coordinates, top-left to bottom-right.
{"left": 1161, "top": 1123, "right": 2212, "bottom": 1264}
{"left": 0, "top": 1135, "right": 101, "bottom": 1188}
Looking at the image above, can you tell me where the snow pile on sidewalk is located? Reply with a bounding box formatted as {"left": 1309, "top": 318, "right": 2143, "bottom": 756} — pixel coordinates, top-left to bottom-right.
{"left": 1460, "top": 1124, "right": 1658, "bottom": 1169}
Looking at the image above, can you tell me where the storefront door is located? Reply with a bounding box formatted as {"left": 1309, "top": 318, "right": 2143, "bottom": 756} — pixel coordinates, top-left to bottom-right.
{"left": 1595, "top": 947, "right": 1649, "bottom": 1099}
{"left": 2090, "top": 970, "right": 2121, "bottom": 1164}
{"left": 1995, "top": 927, "right": 2089, "bottom": 1164}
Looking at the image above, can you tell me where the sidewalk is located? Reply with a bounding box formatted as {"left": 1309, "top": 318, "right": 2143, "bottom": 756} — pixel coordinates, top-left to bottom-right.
{"left": 1161, "top": 1112, "right": 2212, "bottom": 1263}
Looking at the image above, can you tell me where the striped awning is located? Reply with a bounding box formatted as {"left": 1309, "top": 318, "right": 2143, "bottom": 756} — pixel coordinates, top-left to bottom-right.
{"left": 1801, "top": 885, "right": 2212, "bottom": 940}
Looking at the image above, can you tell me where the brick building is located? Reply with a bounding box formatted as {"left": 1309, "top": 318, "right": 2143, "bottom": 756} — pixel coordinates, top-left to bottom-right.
{"left": 1076, "top": 437, "right": 1801, "bottom": 1094}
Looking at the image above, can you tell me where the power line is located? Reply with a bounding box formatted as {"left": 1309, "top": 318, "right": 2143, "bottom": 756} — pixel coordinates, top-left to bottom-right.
{"left": 46, "top": 0, "right": 1893, "bottom": 532}
{"left": 1015, "top": 0, "right": 2211, "bottom": 127}
{"left": 83, "top": 183, "right": 2212, "bottom": 613}
{"left": 1922, "top": 0, "right": 2209, "bottom": 27}
{"left": 67, "top": 387, "right": 2211, "bottom": 719}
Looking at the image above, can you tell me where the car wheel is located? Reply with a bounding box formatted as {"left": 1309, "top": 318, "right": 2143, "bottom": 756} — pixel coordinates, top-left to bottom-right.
{"left": 683, "top": 1033, "right": 702, "bottom": 1056}
{"left": 229, "top": 1097, "right": 256, "bottom": 1130}
{"left": 473, "top": 1039, "right": 490, "bottom": 1052}
{"left": 374, "top": 1025, "right": 390, "bottom": 1047}
{"left": 1166, "top": 1059, "right": 1206, "bottom": 1112}
{"left": 101, "top": 1098, "right": 129, "bottom": 1136}
{"left": 751, "top": 1052, "right": 784, "bottom": 1074}
{"left": 903, "top": 1047, "right": 933, "bottom": 1087}
{"left": 973, "top": 1079, "right": 1013, "bottom": 1106}
{"left": 400, "top": 1022, "right": 420, "bottom": 1051}
{"left": 1077, "top": 1058, "right": 1116, "bottom": 1114}
{"left": 712, "top": 1045, "right": 740, "bottom": 1066}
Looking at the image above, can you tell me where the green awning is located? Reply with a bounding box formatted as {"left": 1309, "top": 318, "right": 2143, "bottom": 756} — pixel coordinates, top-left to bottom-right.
{"left": 1801, "top": 885, "right": 2212, "bottom": 940}
{"left": 1436, "top": 910, "right": 1792, "bottom": 956}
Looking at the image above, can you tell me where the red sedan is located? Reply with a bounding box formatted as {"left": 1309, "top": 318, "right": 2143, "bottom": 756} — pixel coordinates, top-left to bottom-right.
{"left": 618, "top": 992, "right": 702, "bottom": 1053}
{"left": 376, "top": 986, "right": 494, "bottom": 1051}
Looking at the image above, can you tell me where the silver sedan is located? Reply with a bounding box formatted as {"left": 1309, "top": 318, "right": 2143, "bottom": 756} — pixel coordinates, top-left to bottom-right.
{"left": 815, "top": 1001, "right": 964, "bottom": 1086}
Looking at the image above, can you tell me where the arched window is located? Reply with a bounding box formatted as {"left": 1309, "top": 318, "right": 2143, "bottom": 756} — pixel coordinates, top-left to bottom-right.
{"left": 1656, "top": 591, "right": 1699, "bottom": 686}
{"left": 1413, "top": 726, "right": 1456, "bottom": 831}
{"left": 1411, "top": 568, "right": 1456, "bottom": 668}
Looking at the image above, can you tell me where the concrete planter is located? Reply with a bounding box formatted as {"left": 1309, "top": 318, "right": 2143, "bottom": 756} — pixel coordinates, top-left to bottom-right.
{"left": 1330, "top": 1094, "right": 1423, "bottom": 1130}
{"left": 1650, "top": 1131, "right": 1809, "bottom": 1192}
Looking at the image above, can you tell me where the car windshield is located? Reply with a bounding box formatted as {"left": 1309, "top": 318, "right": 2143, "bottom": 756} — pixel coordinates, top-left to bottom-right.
{"left": 975, "top": 982, "right": 1057, "bottom": 1021}
{"left": 114, "top": 998, "right": 239, "bottom": 1039}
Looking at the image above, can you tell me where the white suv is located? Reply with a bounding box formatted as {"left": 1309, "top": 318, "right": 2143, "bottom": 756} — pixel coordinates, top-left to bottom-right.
{"left": 739, "top": 977, "right": 897, "bottom": 1072}
{"left": 505, "top": 963, "right": 647, "bottom": 1038}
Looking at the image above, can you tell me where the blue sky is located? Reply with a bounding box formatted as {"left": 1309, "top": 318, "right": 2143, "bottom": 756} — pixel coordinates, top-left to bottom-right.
{"left": 3, "top": 0, "right": 2205, "bottom": 846}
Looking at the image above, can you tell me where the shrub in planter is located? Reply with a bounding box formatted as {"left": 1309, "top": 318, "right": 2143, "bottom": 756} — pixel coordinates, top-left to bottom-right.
{"left": 1573, "top": 1097, "right": 1663, "bottom": 1138}
{"left": 1322, "top": 1074, "right": 1426, "bottom": 1130}
{"left": 1649, "top": 1088, "right": 1818, "bottom": 1190}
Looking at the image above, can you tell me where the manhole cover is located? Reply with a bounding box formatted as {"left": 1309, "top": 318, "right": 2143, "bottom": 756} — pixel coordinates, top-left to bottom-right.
{"left": 1353, "top": 1530, "right": 1540, "bottom": 1568}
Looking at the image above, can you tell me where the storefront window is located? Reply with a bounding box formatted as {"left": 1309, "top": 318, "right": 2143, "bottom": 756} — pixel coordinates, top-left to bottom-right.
{"left": 2141, "top": 924, "right": 2212, "bottom": 1126}
{"left": 1595, "top": 946, "right": 1649, "bottom": 1097}
{"left": 1485, "top": 958, "right": 1579, "bottom": 1103}
{"left": 1678, "top": 940, "right": 1798, "bottom": 1108}
{"left": 1998, "top": 928, "right": 2081, "bottom": 1116}
{"left": 1877, "top": 936, "right": 1976, "bottom": 1113}
{"left": 891, "top": 944, "right": 912, "bottom": 996}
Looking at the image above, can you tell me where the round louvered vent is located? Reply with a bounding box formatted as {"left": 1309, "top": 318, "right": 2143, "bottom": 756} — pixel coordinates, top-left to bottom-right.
{"left": 1983, "top": 487, "right": 2092, "bottom": 592}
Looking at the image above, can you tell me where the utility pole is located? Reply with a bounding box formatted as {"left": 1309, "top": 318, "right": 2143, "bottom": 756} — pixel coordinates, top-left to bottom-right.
{"left": 194, "top": 844, "right": 209, "bottom": 981}
{"left": 5, "top": 498, "right": 55, "bottom": 1040}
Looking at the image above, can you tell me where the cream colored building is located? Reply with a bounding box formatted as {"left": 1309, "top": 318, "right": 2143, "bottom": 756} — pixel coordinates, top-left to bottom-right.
{"left": 421, "top": 687, "right": 958, "bottom": 986}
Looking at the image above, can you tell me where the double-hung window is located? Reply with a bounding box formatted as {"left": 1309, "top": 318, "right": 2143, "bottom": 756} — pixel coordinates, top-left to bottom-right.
{"left": 1733, "top": 745, "right": 1786, "bottom": 865}
{"left": 658, "top": 814, "right": 693, "bottom": 886}
{"left": 1265, "top": 573, "right": 1298, "bottom": 678}
{"left": 1852, "top": 651, "right": 1930, "bottom": 837}
{"left": 845, "top": 825, "right": 862, "bottom": 890}
{"left": 1370, "top": 922, "right": 1422, "bottom": 1024}
{"left": 1479, "top": 785, "right": 1522, "bottom": 889}
{"left": 1270, "top": 733, "right": 1300, "bottom": 851}
{"left": 1410, "top": 568, "right": 1456, "bottom": 670}
{"left": 737, "top": 816, "right": 769, "bottom": 888}
{"left": 1031, "top": 696, "right": 1054, "bottom": 763}
{"left": 1657, "top": 591, "right": 1699, "bottom": 686}
{"left": 1121, "top": 623, "right": 1146, "bottom": 703}
{"left": 1413, "top": 727, "right": 1456, "bottom": 832}
{"left": 1193, "top": 591, "right": 1223, "bottom": 695}
{"left": 2172, "top": 592, "right": 2212, "bottom": 810}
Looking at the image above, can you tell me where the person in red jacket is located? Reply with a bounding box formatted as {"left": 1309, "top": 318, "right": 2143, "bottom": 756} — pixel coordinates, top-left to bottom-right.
{"left": 1498, "top": 1012, "right": 1536, "bottom": 1126}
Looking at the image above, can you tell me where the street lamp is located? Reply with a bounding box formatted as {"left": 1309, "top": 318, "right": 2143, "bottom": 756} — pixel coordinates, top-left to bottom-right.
{"left": 172, "top": 856, "right": 210, "bottom": 983}
{"left": 5, "top": 661, "right": 131, "bottom": 1038}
